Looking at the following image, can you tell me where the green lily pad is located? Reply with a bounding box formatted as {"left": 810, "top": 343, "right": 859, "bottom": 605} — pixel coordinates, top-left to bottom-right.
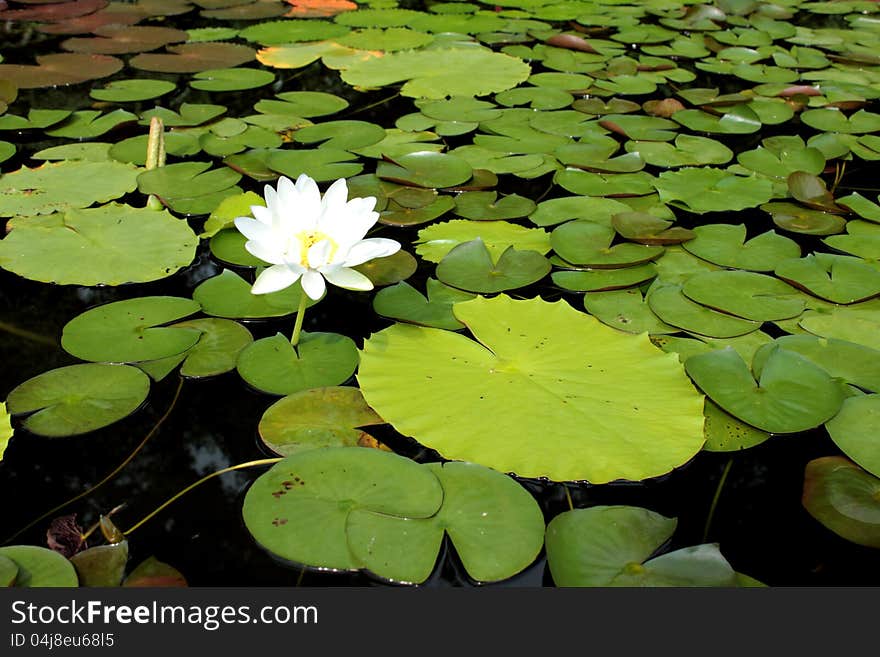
{"left": 415, "top": 219, "right": 550, "bottom": 263}
{"left": 242, "top": 447, "right": 443, "bottom": 571}
{"left": 761, "top": 202, "right": 847, "bottom": 236}
{"left": 654, "top": 245, "right": 721, "bottom": 285}
{"left": 529, "top": 196, "right": 635, "bottom": 228}
{"left": 798, "top": 303, "right": 880, "bottom": 351}
{"left": 0, "top": 141, "right": 15, "bottom": 165}
{"left": 209, "top": 228, "right": 264, "bottom": 267}
{"left": 347, "top": 461, "right": 545, "bottom": 584}
{"left": 122, "top": 556, "right": 187, "bottom": 587}
{"left": 193, "top": 270, "right": 318, "bottom": 319}
{"left": 685, "top": 346, "right": 846, "bottom": 433}
{"left": 626, "top": 135, "right": 733, "bottom": 168}
{"left": 258, "top": 387, "right": 384, "bottom": 456}
{"left": 682, "top": 270, "right": 804, "bottom": 322}
{"left": 340, "top": 48, "right": 531, "bottom": 99}
{"left": 671, "top": 105, "right": 762, "bottom": 134}
{"left": 351, "top": 249, "right": 417, "bottom": 288}
{"left": 0, "top": 402, "right": 11, "bottom": 463}
{"left": 70, "top": 541, "right": 129, "bottom": 587}
{"left": 140, "top": 103, "right": 226, "bottom": 127}
{"left": 0, "top": 161, "right": 139, "bottom": 217}
{"left": 110, "top": 132, "right": 202, "bottom": 166}
{"left": 339, "top": 27, "right": 434, "bottom": 52}
{"left": 190, "top": 67, "right": 275, "bottom": 92}
{"left": 545, "top": 506, "right": 737, "bottom": 587}
{"left": 140, "top": 318, "right": 253, "bottom": 380}
{"left": 436, "top": 240, "right": 551, "bottom": 293}
{"left": 682, "top": 224, "right": 800, "bottom": 272}
{"left": 611, "top": 213, "right": 694, "bottom": 245}
{"left": 551, "top": 221, "right": 664, "bottom": 268}
{"left": 736, "top": 142, "right": 826, "bottom": 180}
{"left": 597, "top": 114, "right": 678, "bottom": 141}
{"left": 824, "top": 220, "right": 880, "bottom": 260}
{"left": 0, "top": 553, "right": 17, "bottom": 586}
{"left": 583, "top": 288, "right": 677, "bottom": 335}
{"left": 825, "top": 395, "right": 880, "bottom": 478}
{"left": 654, "top": 168, "right": 773, "bottom": 214}
{"left": 261, "top": 91, "right": 349, "bottom": 118}
{"left": 373, "top": 278, "right": 476, "bottom": 330}
{"left": 266, "top": 147, "right": 363, "bottom": 183}
{"left": 837, "top": 192, "right": 880, "bottom": 224}
{"left": 703, "top": 399, "right": 770, "bottom": 452}
{"left": 62, "top": 296, "right": 201, "bottom": 363}
{"left": 552, "top": 263, "right": 658, "bottom": 292}
{"left": 802, "top": 456, "right": 880, "bottom": 548}
{"left": 377, "top": 151, "right": 473, "bottom": 189}
{"left": 554, "top": 169, "right": 657, "bottom": 197}
{"left": 358, "top": 295, "right": 705, "bottom": 483}
{"left": 454, "top": 191, "right": 536, "bottom": 221}
{"left": 6, "top": 364, "right": 150, "bottom": 437}
{"left": 137, "top": 161, "right": 242, "bottom": 215}
{"left": 0, "top": 108, "right": 71, "bottom": 132}
{"left": 0, "top": 204, "right": 198, "bottom": 286}
{"left": 800, "top": 108, "right": 880, "bottom": 134}
{"left": 236, "top": 332, "right": 359, "bottom": 396}
{"left": 495, "top": 86, "right": 574, "bottom": 110}
{"left": 293, "top": 120, "right": 386, "bottom": 151}
{"left": 379, "top": 196, "right": 455, "bottom": 227}
{"left": 647, "top": 284, "right": 761, "bottom": 338}
{"left": 89, "top": 78, "right": 176, "bottom": 102}
{"left": 31, "top": 143, "right": 111, "bottom": 162}
{"left": 239, "top": 19, "right": 349, "bottom": 45}
{"left": 0, "top": 546, "right": 78, "bottom": 587}
{"left": 44, "top": 109, "right": 137, "bottom": 139}
{"left": 201, "top": 191, "right": 265, "bottom": 238}
{"left": 775, "top": 254, "right": 880, "bottom": 304}
{"left": 787, "top": 171, "right": 842, "bottom": 213}
{"left": 752, "top": 334, "right": 880, "bottom": 393}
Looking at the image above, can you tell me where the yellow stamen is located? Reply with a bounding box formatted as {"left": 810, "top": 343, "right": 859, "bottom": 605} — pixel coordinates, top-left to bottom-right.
{"left": 294, "top": 230, "right": 339, "bottom": 266}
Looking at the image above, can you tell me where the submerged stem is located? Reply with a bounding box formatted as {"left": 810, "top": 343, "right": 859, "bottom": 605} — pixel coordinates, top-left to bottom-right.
{"left": 563, "top": 485, "right": 574, "bottom": 511}
{"left": 2, "top": 378, "right": 184, "bottom": 546}
{"left": 702, "top": 457, "right": 734, "bottom": 543}
{"left": 290, "top": 292, "right": 308, "bottom": 347}
{"left": 0, "top": 320, "right": 57, "bottom": 347}
{"left": 122, "top": 458, "right": 282, "bottom": 536}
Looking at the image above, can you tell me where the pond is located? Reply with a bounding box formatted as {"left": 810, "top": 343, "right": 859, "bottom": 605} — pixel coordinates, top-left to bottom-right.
{"left": 1, "top": 0, "right": 879, "bottom": 588}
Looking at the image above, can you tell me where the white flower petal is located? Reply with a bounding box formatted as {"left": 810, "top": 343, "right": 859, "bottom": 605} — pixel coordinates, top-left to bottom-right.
{"left": 301, "top": 269, "right": 326, "bottom": 300}
{"left": 294, "top": 174, "right": 322, "bottom": 230}
{"left": 263, "top": 183, "right": 278, "bottom": 210}
{"left": 252, "top": 265, "right": 301, "bottom": 295}
{"left": 244, "top": 240, "right": 286, "bottom": 265}
{"left": 234, "top": 217, "right": 273, "bottom": 243}
{"left": 249, "top": 206, "right": 274, "bottom": 227}
{"left": 342, "top": 238, "right": 401, "bottom": 267}
{"left": 322, "top": 266, "right": 374, "bottom": 292}
{"left": 307, "top": 239, "right": 333, "bottom": 269}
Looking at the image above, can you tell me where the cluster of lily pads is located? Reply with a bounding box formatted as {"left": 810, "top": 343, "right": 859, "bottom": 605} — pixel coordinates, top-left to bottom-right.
{"left": 1, "top": 0, "right": 879, "bottom": 585}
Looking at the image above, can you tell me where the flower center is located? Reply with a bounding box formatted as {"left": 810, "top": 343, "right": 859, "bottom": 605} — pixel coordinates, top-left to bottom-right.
{"left": 294, "top": 230, "right": 339, "bottom": 266}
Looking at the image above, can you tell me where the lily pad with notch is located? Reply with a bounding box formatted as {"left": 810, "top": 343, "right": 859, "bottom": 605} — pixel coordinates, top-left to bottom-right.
{"left": 62, "top": 296, "right": 201, "bottom": 363}
{"left": 44, "top": 109, "right": 137, "bottom": 139}
{"left": 436, "top": 239, "right": 551, "bottom": 294}
{"left": 682, "top": 224, "right": 800, "bottom": 272}
{"left": 775, "top": 253, "right": 880, "bottom": 304}
{"left": 760, "top": 202, "right": 847, "bottom": 236}
{"left": 529, "top": 197, "right": 636, "bottom": 228}
{"left": 373, "top": 278, "right": 476, "bottom": 331}
{"left": 293, "top": 120, "right": 386, "bottom": 152}
{"left": 352, "top": 250, "right": 417, "bottom": 287}
{"left": 266, "top": 148, "right": 363, "bottom": 183}
{"left": 137, "top": 161, "right": 242, "bottom": 215}
{"left": 654, "top": 168, "right": 773, "bottom": 214}
{"left": 551, "top": 221, "right": 664, "bottom": 268}
{"left": 625, "top": 135, "right": 733, "bottom": 168}
{"left": 454, "top": 191, "right": 536, "bottom": 221}
{"left": 583, "top": 287, "right": 677, "bottom": 335}
{"left": 823, "top": 220, "right": 880, "bottom": 260}
{"left": 682, "top": 270, "right": 805, "bottom": 322}
{"left": 258, "top": 387, "right": 384, "bottom": 456}
{"left": 415, "top": 219, "right": 551, "bottom": 264}
{"left": 377, "top": 151, "right": 473, "bottom": 189}
{"left": 802, "top": 456, "right": 880, "bottom": 549}
{"left": 798, "top": 303, "right": 880, "bottom": 351}
{"left": 6, "top": 364, "right": 150, "bottom": 438}
{"left": 545, "top": 506, "right": 738, "bottom": 587}
{"left": 379, "top": 196, "right": 455, "bottom": 227}
{"left": 552, "top": 263, "right": 657, "bottom": 293}
{"left": 685, "top": 346, "right": 846, "bottom": 433}
{"left": 702, "top": 399, "right": 770, "bottom": 452}
{"left": 612, "top": 212, "right": 694, "bottom": 245}
{"left": 358, "top": 295, "right": 706, "bottom": 483}
{"left": 0, "top": 546, "right": 78, "bottom": 587}
{"left": 647, "top": 284, "right": 761, "bottom": 338}
{"left": 190, "top": 67, "right": 276, "bottom": 92}
{"left": 192, "top": 270, "right": 319, "bottom": 320}
{"left": 236, "top": 332, "right": 359, "bottom": 396}
{"left": 90, "top": 78, "right": 177, "bottom": 102}
{"left": 825, "top": 395, "right": 880, "bottom": 479}
{"left": 130, "top": 42, "right": 256, "bottom": 73}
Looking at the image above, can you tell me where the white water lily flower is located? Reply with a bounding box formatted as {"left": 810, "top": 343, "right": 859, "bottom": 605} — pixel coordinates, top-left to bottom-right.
{"left": 234, "top": 174, "right": 400, "bottom": 300}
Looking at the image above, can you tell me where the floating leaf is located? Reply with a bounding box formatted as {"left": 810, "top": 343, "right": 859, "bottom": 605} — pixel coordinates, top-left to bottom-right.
{"left": 436, "top": 240, "right": 551, "bottom": 293}
{"left": 190, "top": 67, "right": 276, "bottom": 92}
{"left": 137, "top": 161, "right": 242, "bottom": 215}
{"left": 798, "top": 303, "right": 880, "bottom": 351}
{"left": 70, "top": 541, "right": 129, "bottom": 587}
{"left": 654, "top": 168, "right": 773, "bottom": 214}
{"left": 803, "top": 456, "right": 880, "bottom": 549}
{"left": 149, "top": 318, "right": 253, "bottom": 380}
{"left": 761, "top": 202, "right": 846, "bottom": 236}
{"left": 130, "top": 42, "right": 256, "bottom": 73}
{"left": 454, "top": 191, "right": 536, "bottom": 221}
{"left": 6, "top": 364, "right": 150, "bottom": 437}
{"left": 775, "top": 254, "right": 880, "bottom": 304}
{"left": 553, "top": 263, "right": 657, "bottom": 293}
{"left": 0, "top": 546, "right": 78, "bottom": 587}
{"left": 0, "top": 53, "right": 123, "bottom": 89}
{"left": 824, "top": 220, "right": 880, "bottom": 260}
{"left": 90, "top": 78, "right": 176, "bottom": 103}
{"left": 626, "top": 135, "right": 733, "bottom": 168}
{"left": 123, "top": 556, "right": 187, "bottom": 587}
{"left": 682, "top": 270, "right": 804, "bottom": 322}
{"left": 685, "top": 346, "right": 846, "bottom": 433}
{"left": 373, "top": 278, "right": 476, "bottom": 330}
{"left": 0, "top": 204, "right": 197, "bottom": 286}
{"left": 611, "top": 213, "right": 694, "bottom": 245}
{"left": 61, "top": 25, "right": 187, "bottom": 54}
{"left": 0, "top": 402, "right": 11, "bottom": 462}
{"left": 545, "top": 506, "right": 737, "bottom": 587}
{"left": 258, "top": 386, "right": 383, "bottom": 455}
{"left": 239, "top": 18, "right": 349, "bottom": 45}
{"left": 647, "top": 284, "right": 760, "bottom": 338}
{"left": 552, "top": 221, "right": 664, "bottom": 268}
{"left": 415, "top": 219, "right": 550, "bottom": 263}
{"left": 825, "top": 395, "right": 880, "bottom": 479}
{"left": 267, "top": 147, "right": 363, "bottom": 182}
{"left": 377, "top": 151, "right": 473, "bottom": 189}
{"left": 583, "top": 288, "right": 677, "bottom": 335}
{"left": 242, "top": 447, "right": 443, "bottom": 571}
{"left": 351, "top": 249, "right": 417, "bottom": 287}
{"left": 237, "top": 332, "right": 358, "bottom": 396}
{"left": 682, "top": 225, "right": 800, "bottom": 272}
{"left": 193, "top": 269, "right": 319, "bottom": 319}
{"left": 0, "top": 161, "right": 139, "bottom": 217}
{"left": 358, "top": 295, "right": 705, "bottom": 483}
{"left": 703, "top": 399, "right": 770, "bottom": 452}
{"left": 293, "top": 120, "right": 385, "bottom": 151}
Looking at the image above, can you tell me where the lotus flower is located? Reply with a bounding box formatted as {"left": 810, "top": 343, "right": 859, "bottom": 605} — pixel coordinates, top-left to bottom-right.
{"left": 234, "top": 174, "right": 400, "bottom": 300}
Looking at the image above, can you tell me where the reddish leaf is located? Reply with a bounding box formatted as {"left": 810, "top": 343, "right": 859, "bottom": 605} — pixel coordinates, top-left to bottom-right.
{"left": 545, "top": 33, "right": 599, "bottom": 54}
{"left": 0, "top": 0, "right": 107, "bottom": 21}
{"left": 284, "top": 0, "right": 355, "bottom": 18}
{"left": 61, "top": 25, "right": 188, "bottom": 54}
{"left": 0, "top": 53, "right": 122, "bottom": 89}
{"left": 46, "top": 514, "right": 87, "bottom": 558}
{"left": 130, "top": 42, "right": 256, "bottom": 73}
{"left": 122, "top": 556, "right": 188, "bottom": 587}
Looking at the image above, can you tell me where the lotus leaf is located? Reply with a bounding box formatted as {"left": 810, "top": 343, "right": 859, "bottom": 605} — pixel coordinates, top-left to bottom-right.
{"left": 0, "top": 204, "right": 197, "bottom": 286}
{"left": 802, "top": 456, "right": 880, "bottom": 549}
{"left": 0, "top": 161, "right": 139, "bottom": 216}
{"left": 685, "top": 346, "right": 846, "bottom": 433}
{"left": 545, "top": 506, "right": 738, "bottom": 587}
{"left": 6, "top": 364, "right": 150, "bottom": 437}
{"left": 242, "top": 447, "right": 444, "bottom": 571}
{"left": 358, "top": 295, "right": 705, "bottom": 483}
{"left": 373, "top": 278, "right": 476, "bottom": 330}
{"left": 0, "top": 546, "right": 78, "bottom": 587}
{"left": 62, "top": 296, "right": 201, "bottom": 363}
{"left": 340, "top": 48, "right": 531, "bottom": 99}
{"left": 258, "top": 387, "right": 384, "bottom": 455}
{"left": 237, "top": 332, "right": 358, "bottom": 396}
{"left": 682, "top": 224, "right": 800, "bottom": 272}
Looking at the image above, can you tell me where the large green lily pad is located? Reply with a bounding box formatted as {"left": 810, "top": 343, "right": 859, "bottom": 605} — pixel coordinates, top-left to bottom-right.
{"left": 545, "top": 506, "right": 738, "bottom": 587}
{"left": 62, "top": 296, "right": 201, "bottom": 363}
{"left": 6, "top": 364, "right": 150, "bottom": 437}
{"left": 551, "top": 221, "right": 664, "bottom": 268}
{"left": 435, "top": 240, "right": 551, "bottom": 293}
{"left": 802, "top": 456, "right": 880, "bottom": 548}
{"left": 415, "top": 220, "right": 550, "bottom": 263}
{"left": 682, "top": 224, "right": 800, "bottom": 272}
{"left": 685, "top": 346, "right": 846, "bottom": 433}
{"left": 346, "top": 461, "right": 545, "bottom": 584}
{"left": 236, "top": 332, "right": 359, "bottom": 396}
{"left": 136, "top": 161, "right": 242, "bottom": 215}
{"left": 681, "top": 270, "right": 804, "bottom": 322}
{"left": 654, "top": 168, "right": 773, "bottom": 214}
{"left": 242, "top": 447, "right": 443, "bottom": 571}
{"left": 583, "top": 288, "right": 677, "bottom": 335}
{"left": 775, "top": 254, "right": 880, "bottom": 304}
{"left": 258, "top": 387, "right": 384, "bottom": 455}
{"left": 139, "top": 318, "right": 254, "bottom": 380}
{"left": 647, "top": 284, "right": 760, "bottom": 338}
{"left": 825, "top": 395, "right": 880, "bottom": 479}
{"left": 0, "top": 204, "right": 197, "bottom": 286}
{"left": 0, "top": 546, "right": 79, "bottom": 587}
{"left": 0, "top": 161, "right": 139, "bottom": 216}
{"left": 358, "top": 295, "right": 705, "bottom": 483}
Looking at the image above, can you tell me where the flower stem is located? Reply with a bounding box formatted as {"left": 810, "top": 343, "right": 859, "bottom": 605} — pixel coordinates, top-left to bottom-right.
{"left": 145, "top": 116, "right": 166, "bottom": 211}
{"left": 121, "top": 458, "right": 282, "bottom": 536}
{"left": 702, "top": 457, "right": 734, "bottom": 543}
{"left": 290, "top": 291, "right": 308, "bottom": 347}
